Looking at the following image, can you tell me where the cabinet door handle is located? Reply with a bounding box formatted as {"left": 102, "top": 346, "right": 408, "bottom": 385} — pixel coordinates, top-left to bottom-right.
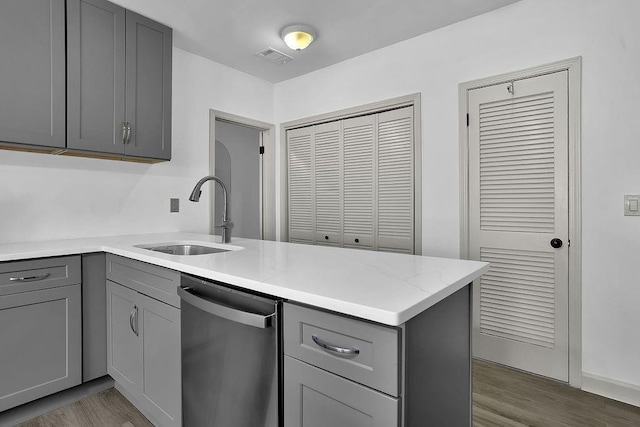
{"left": 9, "top": 273, "right": 51, "bottom": 282}
{"left": 311, "top": 335, "right": 360, "bottom": 356}
{"left": 125, "top": 123, "right": 132, "bottom": 145}
{"left": 121, "top": 122, "right": 128, "bottom": 144}
{"left": 129, "top": 305, "right": 139, "bottom": 336}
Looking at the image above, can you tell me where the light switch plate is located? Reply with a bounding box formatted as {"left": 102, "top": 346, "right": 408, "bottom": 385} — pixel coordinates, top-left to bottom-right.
{"left": 170, "top": 198, "right": 179, "bottom": 213}
{"left": 624, "top": 195, "right": 640, "bottom": 216}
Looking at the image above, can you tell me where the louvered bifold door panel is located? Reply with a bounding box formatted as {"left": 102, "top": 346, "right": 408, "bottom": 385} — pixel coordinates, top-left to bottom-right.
{"left": 469, "top": 71, "right": 569, "bottom": 381}
{"left": 342, "top": 115, "right": 376, "bottom": 250}
{"left": 288, "top": 127, "right": 314, "bottom": 243}
{"left": 314, "top": 121, "right": 343, "bottom": 246}
{"left": 376, "top": 107, "right": 414, "bottom": 254}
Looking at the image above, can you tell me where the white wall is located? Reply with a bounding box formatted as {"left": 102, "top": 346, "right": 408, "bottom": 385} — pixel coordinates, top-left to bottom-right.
{"left": 0, "top": 47, "right": 273, "bottom": 243}
{"left": 274, "top": 0, "right": 640, "bottom": 392}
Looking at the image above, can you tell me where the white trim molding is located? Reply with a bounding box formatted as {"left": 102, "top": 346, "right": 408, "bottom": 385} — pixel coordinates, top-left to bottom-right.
{"left": 279, "top": 93, "right": 422, "bottom": 254}
{"left": 582, "top": 373, "right": 640, "bottom": 408}
{"left": 458, "top": 57, "right": 582, "bottom": 387}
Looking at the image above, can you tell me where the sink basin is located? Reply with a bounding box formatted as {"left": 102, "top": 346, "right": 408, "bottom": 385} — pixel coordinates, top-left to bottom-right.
{"left": 136, "top": 244, "right": 230, "bottom": 256}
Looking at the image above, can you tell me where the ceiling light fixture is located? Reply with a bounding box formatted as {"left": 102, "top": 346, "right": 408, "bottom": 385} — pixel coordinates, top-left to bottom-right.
{"left": 281, "top": 24, "right": 316, "bottom": 51}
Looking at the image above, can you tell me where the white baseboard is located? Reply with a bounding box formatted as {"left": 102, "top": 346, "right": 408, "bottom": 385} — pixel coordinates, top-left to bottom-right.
{"left": 582, "top": 372, "right": 640, "bottom": 408}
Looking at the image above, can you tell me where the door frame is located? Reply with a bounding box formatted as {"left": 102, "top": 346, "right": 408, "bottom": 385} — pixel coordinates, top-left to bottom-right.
{"left": 458, "top": 57, "right": 582, "bottom": 387}
{"left": 279, "top": 93, "right": 422, "bottom": 254}
{"left": 209, "top": 110, "right": 276, "bottom": 240}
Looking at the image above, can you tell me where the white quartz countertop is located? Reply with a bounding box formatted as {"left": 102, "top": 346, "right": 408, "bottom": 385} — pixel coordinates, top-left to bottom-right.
{"left": 0, "top": 232, "right": 488, "bottom": 326}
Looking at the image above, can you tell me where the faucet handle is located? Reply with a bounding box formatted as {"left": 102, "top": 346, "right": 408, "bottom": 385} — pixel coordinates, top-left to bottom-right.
{"left": 214, "top": 220, "right": 234, "bottom": 229}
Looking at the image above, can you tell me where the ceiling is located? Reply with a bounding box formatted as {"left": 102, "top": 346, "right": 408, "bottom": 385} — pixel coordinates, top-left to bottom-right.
{"left": 113, "top": 0, "right": 520, "bottom": 83}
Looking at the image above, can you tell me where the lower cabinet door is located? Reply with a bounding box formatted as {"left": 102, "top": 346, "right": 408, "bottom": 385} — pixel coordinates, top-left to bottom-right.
{"left": 107, "top": 280, "right": 181, "bottom": 427}
{"left": 138, "top": 292, "right": 181, "bottom": 427}
{"left": 107, "top": 280, "right": 143, "bottom": 396}
{"left": 0, "top": 285, "right": 81, "bottom": 411}
{"left": 284, "top": 356, "right": 400, "bottom": 427}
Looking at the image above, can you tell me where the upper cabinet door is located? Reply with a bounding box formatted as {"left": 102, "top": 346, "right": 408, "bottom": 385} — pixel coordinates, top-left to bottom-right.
{"left": 0, "top": 0, "right": 66, "bottom": 148}
{"left": 66, "top": 0, "right": 126, "bottom": 154}
{"left": 124, "top": 11, "right": 172, "bottom": 160}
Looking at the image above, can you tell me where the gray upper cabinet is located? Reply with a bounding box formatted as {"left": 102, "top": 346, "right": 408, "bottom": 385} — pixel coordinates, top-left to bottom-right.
{"left": 67, "top": 0, "right": 172, "bottom": 161}
{"left": 0, "top": 0, "right": 66, "bottom": 149}
{"left": 125, "top": 11, "right": 172, "bottom": 160}
{"left": 67, "top": 0, "right": 126, "bottom": 155}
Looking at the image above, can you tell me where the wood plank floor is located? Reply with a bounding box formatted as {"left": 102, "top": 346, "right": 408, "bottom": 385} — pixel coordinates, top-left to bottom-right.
{"left": 18, "top": 361, "right": 640, "bottom": 426}
{"left": 17, "top": 388, "right": 152, "bottom": 427}
{"left": 474, "top": 360, "right": 640, "bottom": 426}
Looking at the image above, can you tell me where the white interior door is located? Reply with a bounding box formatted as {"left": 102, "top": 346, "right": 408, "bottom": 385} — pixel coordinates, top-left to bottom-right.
{"left": 468, "top": 71, "right": 569, "bottom": 381}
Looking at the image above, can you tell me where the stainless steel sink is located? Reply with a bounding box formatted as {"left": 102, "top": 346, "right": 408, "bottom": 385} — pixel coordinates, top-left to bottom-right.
{"left": 137, "top": 244, "right": 230, "bottom": 256}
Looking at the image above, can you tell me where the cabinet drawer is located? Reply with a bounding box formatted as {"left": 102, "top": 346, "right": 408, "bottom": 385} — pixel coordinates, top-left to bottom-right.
{"left": 106, "top": 254, "right": 180, "bottom": 308}
{"left": 284, "top": 303, "right": 400, "bottom": 396}
{"left": 0, "top": 256, "right": 81, "bottom": 296}
{"left": 284, "top": 356, "right": 399, "bottom": 427}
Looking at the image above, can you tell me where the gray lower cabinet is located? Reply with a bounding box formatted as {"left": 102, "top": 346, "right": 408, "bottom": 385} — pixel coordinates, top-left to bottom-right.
{"left": 0, "top": 0, "right": 66, "bottom": 149}
{"left": 284, "top": 356, "right": 399, "bottom": 427}
{"left": 0, "top": 256, "right": 82, "bottom": 413}
{"left": 67, "top": 0, "right": 172, "bottom": 161}
{"left": 284, "top": 285, "right": 473, "bottom": 427}
{"left": 106, "top": 261, "right": 181, "bottom": 427}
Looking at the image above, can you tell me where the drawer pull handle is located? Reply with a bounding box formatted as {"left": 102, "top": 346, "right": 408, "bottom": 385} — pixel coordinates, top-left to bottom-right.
{"left": 312, "top": 335, "right": 360, "bottom": 356}
{"left": 9, "top": 273, "right": 51, "bottom": 282}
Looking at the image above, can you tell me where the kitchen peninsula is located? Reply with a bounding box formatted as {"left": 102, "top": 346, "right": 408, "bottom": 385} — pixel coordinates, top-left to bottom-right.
{"left": 0, "top": 232, "right": 488, "bottom": 426}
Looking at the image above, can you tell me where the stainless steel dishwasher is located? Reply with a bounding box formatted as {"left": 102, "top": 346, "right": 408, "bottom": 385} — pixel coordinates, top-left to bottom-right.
{"left": 178, "top": 274, "right": 281, "bottom": 427}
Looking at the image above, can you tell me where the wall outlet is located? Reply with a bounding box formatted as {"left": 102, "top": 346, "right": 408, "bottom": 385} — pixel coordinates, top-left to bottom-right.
{"left": 170, "top": 198, "right": 179, "bottom": 213}
{"left": 624, "top": 195, "right": 640, "bottom": 216}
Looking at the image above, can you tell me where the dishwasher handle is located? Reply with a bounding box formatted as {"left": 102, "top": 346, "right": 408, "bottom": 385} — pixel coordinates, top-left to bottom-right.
{"left": 178, "top": 286, "right": 274, "bottom": 329}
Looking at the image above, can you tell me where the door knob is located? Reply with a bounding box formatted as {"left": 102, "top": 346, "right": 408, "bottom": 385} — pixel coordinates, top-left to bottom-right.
{"left": 550, "top": 238, "right": 563, "bottom": 249}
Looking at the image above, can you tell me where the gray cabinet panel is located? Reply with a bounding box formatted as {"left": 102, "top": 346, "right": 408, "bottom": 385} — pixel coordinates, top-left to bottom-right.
{"left": 82, "top": 253, "right": 107, "bottom": 382}
{"left": 0, "top": 0, "right": 65, "bottom": 148}
{"left": 0, "top": 284, "right": 82, "bottom": 412}
{"left": 284, "top": 356, "right": 399, "bottom": 427}
{"left": 139, "top": 292, "right": 181, "bottom": 427}
{"left": 107, "top": 280, "right": 142, "bottom": 396}
{"left": 106, "top": 254, "right": 180, "bottom": 308}
{"left": 66, "top": 0, "right": 126, "bottom": 154}
{"left": 125, "top": 11, "right": 172, "bottom": 160}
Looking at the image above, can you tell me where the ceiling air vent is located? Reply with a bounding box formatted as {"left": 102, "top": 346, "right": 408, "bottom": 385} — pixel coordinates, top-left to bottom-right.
{"left": 257, "top": 48, "right": 293, "bottom": 65}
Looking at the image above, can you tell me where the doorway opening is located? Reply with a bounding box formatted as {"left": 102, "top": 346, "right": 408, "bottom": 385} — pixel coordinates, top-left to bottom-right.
{"left": 209, "top": 110, "right": 276, "bottom": 241}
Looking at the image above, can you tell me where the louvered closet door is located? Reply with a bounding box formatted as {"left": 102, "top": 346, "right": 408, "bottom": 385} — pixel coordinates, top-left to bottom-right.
{"left": 377, "top": 107, "right": 414, "bottom": 254}
{"left": 469, "top": 71, "right": 569, "bottom": 381}
{"left": 288, "top": 127, "right": 314, "bottom": 243}
{"left": 343, "top": 115, "right": 376, "bottom": 250}
{"left": 314, "top": 122, "right": 343, "bottom": 246}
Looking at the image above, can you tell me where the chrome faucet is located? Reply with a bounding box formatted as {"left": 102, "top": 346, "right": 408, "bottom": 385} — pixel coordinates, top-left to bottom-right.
{"left": 189, "top": 176, "right": 233, "bottom": 243}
